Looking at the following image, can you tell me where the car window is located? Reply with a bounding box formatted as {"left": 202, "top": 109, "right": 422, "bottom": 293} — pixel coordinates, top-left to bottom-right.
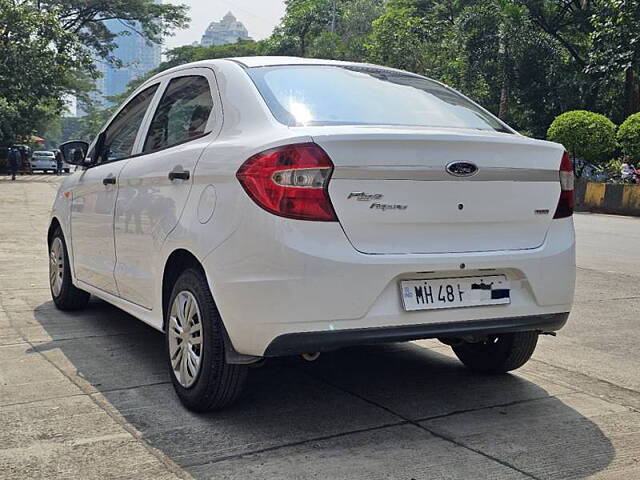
{"left": 98, "top": 84, "right": 158, "bottom": 163}
{"left": 143, "top": 75, "right": 213, "bottom": 153}
{"left": 248, "top": 65, "right": 510, "bottom": 133}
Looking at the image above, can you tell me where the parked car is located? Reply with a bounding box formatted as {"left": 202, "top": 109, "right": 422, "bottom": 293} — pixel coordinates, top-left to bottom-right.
{"left": 50, "top": 57, "right": 576, "bottom": 412}
{"left": 31, "top": 151, "right": 57, "bottom": 173}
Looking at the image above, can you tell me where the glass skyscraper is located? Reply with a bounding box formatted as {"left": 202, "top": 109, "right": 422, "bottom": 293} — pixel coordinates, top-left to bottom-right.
{"left": 95, "top": 19, "right": 162, "bottom": 104}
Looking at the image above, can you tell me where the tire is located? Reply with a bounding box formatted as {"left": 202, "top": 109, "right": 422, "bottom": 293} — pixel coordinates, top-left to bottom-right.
{"left": 166, "top": 268, "right": 247, "bottom": 412}
{"left": 49, "top": 227, "right": 90, "bottom": 310}
{"left": 452, "top": 331, "right": 538, "bottom": 373}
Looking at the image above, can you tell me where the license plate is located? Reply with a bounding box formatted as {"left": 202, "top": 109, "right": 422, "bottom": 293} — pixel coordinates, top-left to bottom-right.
{"left": 400, "top": 275, "right": 510, "bottom": 311}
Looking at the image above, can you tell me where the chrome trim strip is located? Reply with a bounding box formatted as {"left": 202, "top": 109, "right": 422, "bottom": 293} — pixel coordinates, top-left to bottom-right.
{"left": 332, "top": 166, "right": 558, "bottom": 182}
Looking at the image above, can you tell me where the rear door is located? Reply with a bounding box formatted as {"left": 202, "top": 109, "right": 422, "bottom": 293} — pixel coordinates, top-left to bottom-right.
{"left": 71, "top": 84, "right": 159, "bottom": 294}
{"left": 113, "top": 68, "right": 221, "bottom": 308}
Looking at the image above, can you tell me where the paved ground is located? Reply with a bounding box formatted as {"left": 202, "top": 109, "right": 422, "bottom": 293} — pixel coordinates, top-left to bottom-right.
{"left": 1, "top": 174, "right": 639, "bottom": 480}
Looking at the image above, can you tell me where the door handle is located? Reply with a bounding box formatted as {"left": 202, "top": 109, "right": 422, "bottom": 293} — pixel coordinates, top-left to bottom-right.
{"left": 103, "top": 177, "right": 116, "bottom": 186}
{"left": 168, "top": 170, "right": 190, "bottom": 181}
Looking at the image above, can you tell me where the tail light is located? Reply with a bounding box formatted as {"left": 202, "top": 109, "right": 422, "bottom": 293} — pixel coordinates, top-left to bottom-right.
{"left": 236, "top": 143, "right": 337, "bottom": 221}
{"left": 553, "top": 151, "right": 574, "bottom": 219}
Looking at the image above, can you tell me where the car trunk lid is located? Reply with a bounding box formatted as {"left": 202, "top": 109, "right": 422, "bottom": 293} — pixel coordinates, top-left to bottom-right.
{"left": 307, "top": 127, "right": 564, "bottom": 254}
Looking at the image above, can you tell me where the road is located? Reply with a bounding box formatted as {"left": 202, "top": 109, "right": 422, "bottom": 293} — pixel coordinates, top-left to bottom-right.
{"left": 0, "top": 175, "right": 639, "bottom": 479}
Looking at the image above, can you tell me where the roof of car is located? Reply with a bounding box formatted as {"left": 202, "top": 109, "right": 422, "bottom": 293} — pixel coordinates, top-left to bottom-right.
{"left": 227, "top": 56, "right": 379, "bottom": 69}
{"left": 149, "top": 56, "right": 415, "bottom": 82}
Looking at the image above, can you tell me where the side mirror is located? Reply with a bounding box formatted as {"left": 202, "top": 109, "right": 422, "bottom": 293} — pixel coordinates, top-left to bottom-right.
{"left": 60, "top": 141, "right": 89, "bottom": 165}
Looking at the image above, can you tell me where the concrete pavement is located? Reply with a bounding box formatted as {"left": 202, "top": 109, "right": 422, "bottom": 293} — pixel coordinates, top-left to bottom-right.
{"left": 0, "top": 175, "right": 639, "bottom": 479}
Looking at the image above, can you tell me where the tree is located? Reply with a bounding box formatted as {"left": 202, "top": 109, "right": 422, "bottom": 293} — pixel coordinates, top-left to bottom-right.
{"left": 75, "top": 101, "right": 117, "bottom": 142}
{"left": 0, "top": 0, "right": 90, "bottom": 144}
{"left": 588, "top": 0, "right": 640, "bottom": 117}
{"left": 547, "top": 110, "right": 617, "bottom": 176}
{"left": 366, "top": 0, "right": 580, "bottom": 137}
{"left": 327, "top": 0, "right": 384, "bottom": 59}
{"left": 617, "top": 113, "right": 640, "bottom": 163}
{"left": 3, "top": 0, "right": 188, "bottom": 145}
{"left": 266, "top": 0, "right": 382, "bottom": 59}
{"left": 458, "top": 0, "right": 526, "bottom": 121}
{"left": 517, "top": 0, "right": 594, "bottom": 68}
{"left": 367, "top": 1, "right": 432, "bottom": 72}
{"left": 36, "top": 0, "right": 188, "bottom": 64}
{"left": 36, "top": 0, "right": 637, "bottom": 148}
{"left": 161, "top": 40, "right": 266, "bottom": 71}
{"left": 273, "top": 0, "right": 335, "bottom": 56}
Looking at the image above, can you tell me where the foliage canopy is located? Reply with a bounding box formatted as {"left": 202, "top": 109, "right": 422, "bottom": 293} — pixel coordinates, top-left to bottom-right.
{"left": 617, "top": 113, "right": 640, "bottom": 163}
{"left": 26, "top": 0, "right": 640, "bottom": 151}
{"left": 0, "top": 0, "right": 89, "bottom": 144}
{"left": 1, "top": 0, "right": 188, "bottom": 145}
{"left": 547, "top": 111, "right": 617, "bottom": 175}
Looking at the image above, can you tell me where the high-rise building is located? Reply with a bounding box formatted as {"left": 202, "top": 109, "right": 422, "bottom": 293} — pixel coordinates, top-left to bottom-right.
{"left": 94, "top": 19, "right": 162, "bottom": 105}
{"left": 201, "top": 12, "right": 252, "bottom": 47}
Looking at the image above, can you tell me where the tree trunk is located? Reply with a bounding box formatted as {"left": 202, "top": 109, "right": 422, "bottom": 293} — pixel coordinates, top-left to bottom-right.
{"left": 497, "top": 25, "right": 509, "bottom": 121}
{"left": 623, "top": 68, "right": 640, "bottom": 118}
{"left": 583, "top": 74, "right": 601, "bottom": 112}
{"left": 498, "top": 79, "right": 509, "bottom": 121}
{"left": 300, "top": 24, "right": 310, "bottom": 57}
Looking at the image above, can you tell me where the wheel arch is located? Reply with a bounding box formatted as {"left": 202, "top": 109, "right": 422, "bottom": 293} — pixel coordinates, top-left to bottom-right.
{"left": 162, "top": 249, "right": 204, "bottom": 330}
{"left": 47, "top": 217, "right": 62, "bottom": 246}
{"left": 161, "top": 248, "right": 261, "bottom": 364}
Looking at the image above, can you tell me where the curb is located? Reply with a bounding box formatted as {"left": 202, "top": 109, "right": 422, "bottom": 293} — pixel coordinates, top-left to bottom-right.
{"left": 576, "top": 180, "right": 640, "bottom": 216}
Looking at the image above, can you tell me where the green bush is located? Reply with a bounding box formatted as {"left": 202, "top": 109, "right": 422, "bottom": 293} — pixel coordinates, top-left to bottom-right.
{"left": 617, "top": 113, "right": 640, "bottom": 163}
{"left": 602, "top": 157, "right": 623, "bottom": 179}
{"left": 547, "top": 110, "right": 617, "bottom": 175}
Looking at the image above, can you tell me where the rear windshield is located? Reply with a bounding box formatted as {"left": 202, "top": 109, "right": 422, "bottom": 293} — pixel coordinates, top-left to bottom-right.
{"left": 247, "top": 65, "right": 510, "bottom": 133}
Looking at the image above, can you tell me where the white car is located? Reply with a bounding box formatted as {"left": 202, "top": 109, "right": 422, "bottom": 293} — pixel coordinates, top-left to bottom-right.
{"left": 51, "top": 57, "right": 575, "bottom": 411}
{"left": 31, "top": 151, "right": 57, "bottom": 173}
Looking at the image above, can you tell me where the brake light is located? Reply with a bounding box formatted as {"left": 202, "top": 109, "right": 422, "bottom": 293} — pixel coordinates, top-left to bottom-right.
{"left": 236, "top": 143, "right": 337, "bottom": 221}
{"left": 554, "top": 151, "right": 574, "bottom": 219}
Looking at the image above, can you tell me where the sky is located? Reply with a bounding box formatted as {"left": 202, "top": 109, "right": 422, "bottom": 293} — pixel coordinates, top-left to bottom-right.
{"left": 163, "top": 0, "right": 287, "bottom": 50}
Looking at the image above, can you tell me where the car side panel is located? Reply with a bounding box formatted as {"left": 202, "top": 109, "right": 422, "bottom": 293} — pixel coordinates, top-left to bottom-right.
{"left": 69, "top": 162, "right": 129, "bottom": 295}
{"left": 156, "top": 61, "right": 309, "bottom": 328}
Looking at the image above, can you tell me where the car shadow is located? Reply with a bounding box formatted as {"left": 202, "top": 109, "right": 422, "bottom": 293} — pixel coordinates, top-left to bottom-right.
{"left": 29, "top": 299, "right": 615, "bottom": 478}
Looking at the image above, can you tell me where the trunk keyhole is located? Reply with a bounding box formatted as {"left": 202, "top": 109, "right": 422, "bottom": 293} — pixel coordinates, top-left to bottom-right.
{"left": 458, "top": 203, "right": 464, "bottom": 210}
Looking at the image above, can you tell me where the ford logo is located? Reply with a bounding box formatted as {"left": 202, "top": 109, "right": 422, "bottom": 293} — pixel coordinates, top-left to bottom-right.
{"left": 446, "top": 161, "right": 479, "bottom": 177}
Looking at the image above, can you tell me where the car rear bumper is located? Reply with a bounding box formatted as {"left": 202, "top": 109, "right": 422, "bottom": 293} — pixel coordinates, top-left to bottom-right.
{"left": 264, "top": 312, "right": 568, "bottom": 356}
{"left": 203, "top": 205, "right": 575, "bottom": 357}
